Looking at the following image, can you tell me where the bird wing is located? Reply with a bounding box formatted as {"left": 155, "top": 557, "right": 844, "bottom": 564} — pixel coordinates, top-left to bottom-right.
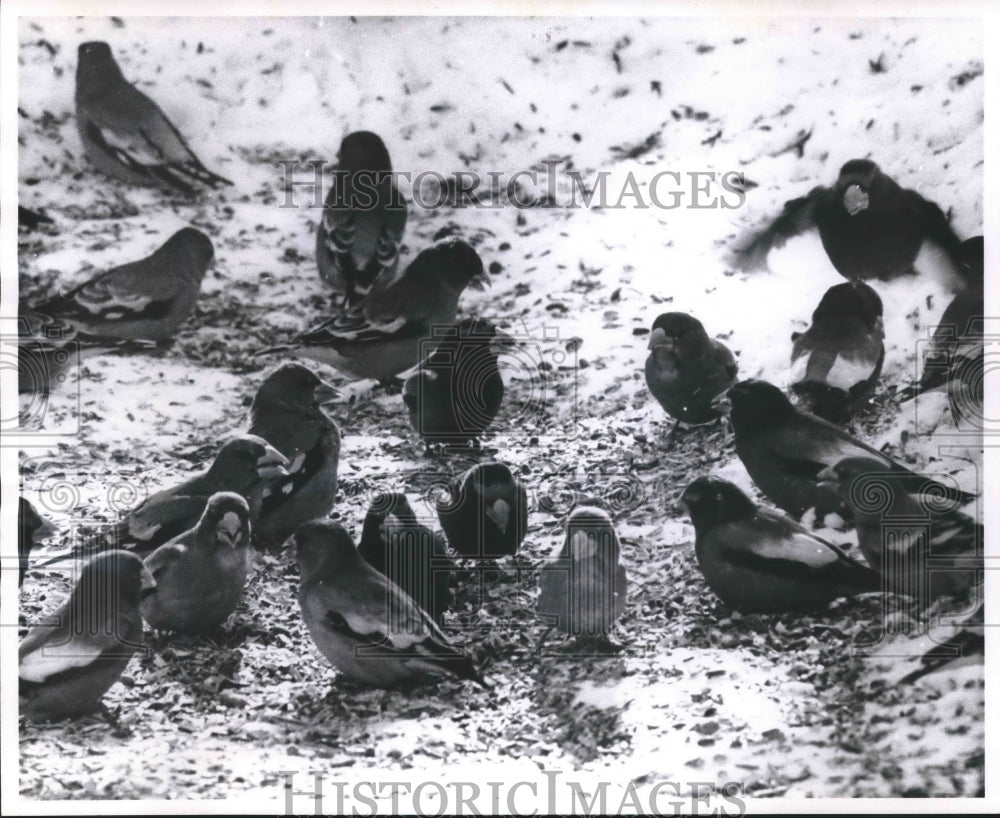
{"left": 19, "top": 616, "right": 131, "bottom": 683}
{"left": 41, "top": 261, "right": 183, "bottom": 324}
{"left": 732, "top": 188, "right": 823, "bottom": 271}
{"left": 126, "top": 491, "right": 205, "bottom": 543}
{"left": 903, "top": 189, "right": 963, "bottom": 260}
{"left": 143, "top": 541, "right": 187, "bottom": 582}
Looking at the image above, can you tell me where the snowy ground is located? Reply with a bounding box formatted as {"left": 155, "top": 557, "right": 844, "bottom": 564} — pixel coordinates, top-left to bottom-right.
{"left": 12, "top": 14, "right": 986, "bottom": 807}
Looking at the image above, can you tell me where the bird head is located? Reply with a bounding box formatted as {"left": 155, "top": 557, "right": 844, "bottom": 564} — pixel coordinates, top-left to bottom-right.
{"left": 76, "top": 42, "right": 122, "bottom": 88}
{"left": 680, "top": 476, "right": 756, "bottom": 530}
{"left": 164, "top": 228, "right": 215, "bottom": 272}
{"left": 253, "top": 362, "right": 339, "bottom": 413}
{"left": 202, "top": 492, "right": 251, "bottom": 550}
{"left": 647, "top": 312, "right": 709, "bottom": 356}
{"left": 415, "top": 238, "right": 489, "bottom": 292}
{"left": 811, "top": 281, "right": 884, "bottom": 329}
{"left": 564, "top": 506, "right": 619, "bottom": 562}
{"left": 836, "top": 159, "right": 880, "bottom": 216}
{"left": 338, "top": 131, "right": 392, "bottom": 173}
{"left": 210, "top": 435, "right": 290, "bottom": 488}
{"left": 726, "top": 379, "right": 796, "bottom": 433}
{"left": 288, "top": 519, "right": 361, "bottom": 582}
{"left": 73, "top": 549, "right": 151, "bottom": 610}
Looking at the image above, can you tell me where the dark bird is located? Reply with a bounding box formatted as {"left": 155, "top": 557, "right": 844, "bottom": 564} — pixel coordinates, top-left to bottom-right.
{"left": 291, "top": 519, "right": 487, "bottom": 688}
{"left": 357, "top": 493, "right": 454, "bottom": 622}
{"left": 735, "top": 159, "right": 963, "bottom": 280}
{"left": 536, "top": 506, "right": 628, "bottom": 650}
{"left": 726, "top": 379, "right": 975, "bottom": 519}
{"left": 316, "top": 131, "right": 407, "bottom": 307}
{"left": 644, "top": 312, "right": 738, "bottom": 426}
{"left": 18, "top": 206, "right": 53, "bottom": 231}
{"left": 141, "top": 492, "right": 252, "bottom": 633}
{"left": 789, "top": 280, "right": 885, "bottom": 422}
{"left": 247, "top": 363, "right": 341, "bottom": 547}
{"left": 18, "top": 497, "right": 57, "bottom": 587}
{"left": 402, "top": 318, "right": 513, "bottom": 445}
{"left": 30, "top": 228, "right": 214, "bottom": 344}
{"left": 19, "top": 550, "right": 154, "bottom": 721}
{"left": 436, "top": 462, "right": 528, "bottom": 560}
{"left": 680, "top": 476, "right": 881, "bottom": 613}
{"left": 263, "top": 237, "right": 489, "bottom": 383}
{"left": 899, "top": 602, "right": 984, "bottom": 684}
{"left": 818, "top": 457, "right": 981, "bottom": 602}
{"left": 75, "top": 41, "right": 232, "bottom": 195}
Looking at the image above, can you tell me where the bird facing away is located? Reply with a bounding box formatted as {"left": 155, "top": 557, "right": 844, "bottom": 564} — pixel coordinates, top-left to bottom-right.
{"left": 76, "top": 41, "right": 232, "bottom": 195}
{"left": 536, "top": 506, "right": 628, "bottom": 649}
{"left": 264, "top": 237, "right": 489, "bottom": 383}
{"left": 292, "top": 519, "right": 487, "bottom": 689}
{"left": 316, "top": 131, "right": 407, "bottom": 307}
{"left": 248, "top": 363, "right": 341, "bottom": 547}
{"left": 141, "top": 492, "right": 252, "bottom": 633}
{"left": 357, "top": 492, "right": 454, "bottom": 623}
{"left": 644, "top": 312, "right": 738, "bottom": 426}
{"left": 735, "top": 159, "right": 963, "bottom": 280}
{"left": 18, "top": 497, "right": 57, "bottom": 588}
{"left": 30, "top": 227, "right": 215, "bottom": 344}
{"left": 436, "top": 462, "right": 528, "bottom": 560}
{"left": 402, "top": 318, "right": 514, "bottom": 444}
{"left": 789, "top": 280, "right": 885, "bottom": 422}
{"left": 726, "top": 379, "right": 975, "bottom": 519}
{"left": 681, "top": 476, "right": 881, "bottom": 613}
{"left": 818, "top": 457, "right": 982, "bottom": 604}
{"left": 19, "top": 550, "right": 154, "bottom": 721}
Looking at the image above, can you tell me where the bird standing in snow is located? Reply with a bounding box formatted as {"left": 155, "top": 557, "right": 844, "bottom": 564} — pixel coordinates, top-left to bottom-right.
{"left": 265, "top": 237, "right": 489, "bottom": 383}
{"left": 141, "top": 492, "right": 253, "bottom": 633}
{"left": 316, "top": 131, "right": 407, "bottom": 308}
{"left": 680, "top": 476, "right": 881, "bottom": 613}
{"left": 247, "top": 363, "right": 341, "bottom": 547}
{"left": 789, "top": 280, "right": 885, "bottom": 422}
{"left": 30, "top": 228, "right": 215, "bottom": 344}
{"left": 291, "top": 519, "right": 487, "bottom": 688}
{"left": 19, "top": 550, "right": 154, "bottom": 721}
{"left": 735, "top": 159, "right": 963, "bottom": 280}
{"left": 644, "top": 312, "right": 737, "bottom": 428}
{"left": 76, "top": 41, "right": 232, "bottom": 195}
{"left": 436, "top": 462, "right": 528, "bottom": 560}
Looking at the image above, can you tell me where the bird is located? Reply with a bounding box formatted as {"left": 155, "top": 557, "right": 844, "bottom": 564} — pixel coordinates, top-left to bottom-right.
{"left": 19, "top": 550, "right": 154, "bottom": 721}
{"left": 18, "top": 206, "right": 53, "bottom": 231}
{"left": 735, "top": 159, "right": 963, "bottom": 280}
{"left": 40, "top": 435, "right": 288, "bottom": 565}
{"left": 140, "top": 492, "right": 252, "bottom": 633}
{"left": 402, "top": 318, "right": 514, "bottom": 445}
{"left": 680, "top": 476, "right": 882, "bottom": 613}
{"left": 18, "top": 497, "right": 57, "bottom": 588}
{"left": 291, "top": 519, "right": 488, "bottom": 689}
{"left": 899, "top": 602, "right": 984, "bottom": 684}
{"left": 818, "top": 457, "right": 981, "bottom": 602}
{"left": 436, "top": 462, "right": 528, "bottom": 560}
{"left": 30, "top": 228, "right": 215, "bottom": 344}
{"left": 357, "top": 492, "right": 454, "bottom": 622}
{"left": 262, "top": 237, "right": 489, "bottom": 383}
{"left": 536, "top": 506, "right": 628, "bottom": 651}
{"left": 644, "top": 312, "right": 738, "bottom": 427}
{"left": 247, "top": 363, "right": 341, "bottom": 547}
{"left": 316, "top": 131, "right": 407, "bottom": 307}
{"left": 75, "top": 41, "right": 232, "bottom": 195}
{"left": 789, "top": 280, "right": 885, "bottom": 422}
{"left": 726, "top": 379, "right": 976, "bottom": 519}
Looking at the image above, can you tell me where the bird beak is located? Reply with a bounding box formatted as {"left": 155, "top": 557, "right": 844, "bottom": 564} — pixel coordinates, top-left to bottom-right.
{"left": 140, "top": 565, "right": 157, "bottom": 594}
{"left": 485, "top": 499, "right": 511, "bottom": 534}
{"left": 469, "top": 271, "right": 492, "bottom": 291}
{"left": 256, "top": 445, "right": 290, "bottom": 480}
{"left": 843, "top": 184, "right": 869, "bottom": 216}
{"left": 34, "top": 514, "right": 57, "bottom": 541}
{"left": 647, "top": 327, "right": 672, "bottom": 351}
{"left": 710, "top": 389, "right": 732, "bottom": 415}
{"left": 217, "top": 511, "right": 244, "bottom": 548}
{"left": 313, "top": 380, "right": 340, "bottom": 406}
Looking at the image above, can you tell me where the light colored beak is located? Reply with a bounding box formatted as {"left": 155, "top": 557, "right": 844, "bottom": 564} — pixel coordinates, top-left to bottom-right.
{"left": 843, "top": 185, "right": 869, "bottom": 216}
{"left": 217, "top": 511, "right": 244, "bottom": 548}
{"left": 647, "top": 327, "right": 671, "bottom": 351}
{"left": 140, "top": 565, "right": 157, "bottom": 593}
{"left": 469, "top": 271, "right": 492, "bottom": 291}
{"left": 35, "top": 514, "right": 57, "bottom": 541}
{"left": 486, "top": 499, "right": 511, "bottom": 534}
{"left": 313, "top": 381, "right": 340, "bottom": 405}
{"left": 257, "top": 445, "right": 290, "bottom": 480}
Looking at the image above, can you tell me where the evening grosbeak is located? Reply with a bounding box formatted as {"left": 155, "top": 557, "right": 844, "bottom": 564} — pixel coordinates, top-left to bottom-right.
{"left": 436, "top": 462, "right": 528, "bottom": 560}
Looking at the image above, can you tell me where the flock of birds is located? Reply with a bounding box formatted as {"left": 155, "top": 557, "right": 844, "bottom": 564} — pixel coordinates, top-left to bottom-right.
{"left": 15, "top": 40, "right": 985, "bottom": 724}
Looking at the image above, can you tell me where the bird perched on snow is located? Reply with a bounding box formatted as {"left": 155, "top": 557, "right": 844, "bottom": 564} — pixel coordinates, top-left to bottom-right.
{"left": 402, "top": 318, "right": 513, "bottom": 445}
{"left": 42, "top": 435, "right": 287, "bottom": 566}
{"left": 30, "top": 228, "right": 214, "bottom": 344}
{"left": 644, "top": 312, "right": 738, "bottom": 427}
{"left": 263, "top": 237, "right": 489, "bottom": 383}
{"left": 789, "top": 280, "right": 885, "bottom": 422}
{"left": 899, "top": 602, "right": 984, "bottom": 684}
{"left": 316, "top": 131, "right": 407, "bottom": 308}
{"left": 726, "top": 379, "right": 976, "bottom": 520}
{"left": 536, "top": 506, "right": 628, "bottom": 651}
{"left": 291, "top": 519, "right": 487, "bottom": 688}
{"left": 19, "top": 550, "right": 154, "bottom": 721}
{"left": 818, "top": 457, "right": 981, "bottom": 602}
{"left": 357, "top": 493, "right": 453, "bottom": 622}
{"left": 75, "top": 41, "right": 232, "bottom": 195}
{"left": 18, "top": 497, "right": 56, "bottom": 588}
{"left": 247, "top": 363, "right": 341, "bottom": 547}
{"left": 680, "top": 476, "right": 881, "bottom": 613}
{"left": 437, "top": 462, "right": 528, "bottom": 560}
{"left": 735, "top": 159, "right": 963, "bottom": 280}
{"left": 141, "top": 492, "right": 252, "bottom": 633}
